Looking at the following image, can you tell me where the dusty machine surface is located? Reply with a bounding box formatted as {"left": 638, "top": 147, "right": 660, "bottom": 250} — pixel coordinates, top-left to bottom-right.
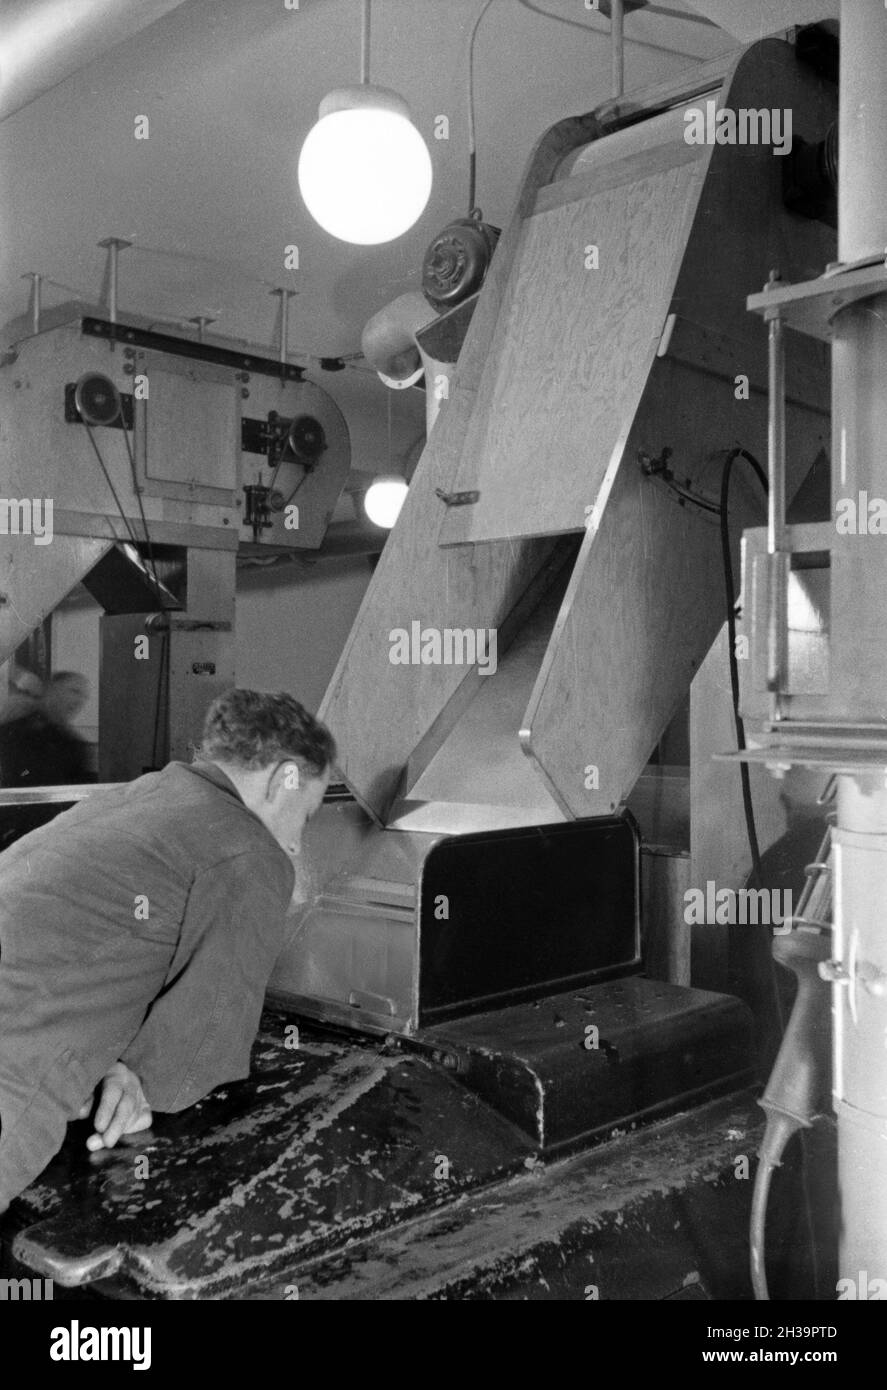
{"left": 0, "top": 23, "right": 850, "bottom": 1300}
{"left": 2, "top": 1007, "right": 831, "bottom": 1301}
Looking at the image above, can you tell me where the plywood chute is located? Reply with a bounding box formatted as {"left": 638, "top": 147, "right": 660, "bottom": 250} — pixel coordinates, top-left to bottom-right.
{"left": 320, "top": 39, "right": 833, "bottom": 829}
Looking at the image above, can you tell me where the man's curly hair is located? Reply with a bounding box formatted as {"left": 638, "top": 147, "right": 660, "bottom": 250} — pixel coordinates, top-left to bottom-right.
{"left": 199, "top": 689, "right": 336, "bottom": 777}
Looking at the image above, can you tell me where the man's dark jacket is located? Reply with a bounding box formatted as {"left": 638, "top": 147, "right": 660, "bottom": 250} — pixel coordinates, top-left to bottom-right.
{"left": 0, "top": 761, "right": 294, "bottom": 1210}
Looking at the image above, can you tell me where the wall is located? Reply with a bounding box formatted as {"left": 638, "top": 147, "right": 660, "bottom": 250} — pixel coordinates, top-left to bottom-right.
{"left": 50, "top": 599, "right": 102, "bottom": 745}
{"left": 235, "top": 555, "right": 373, "bottom": 716}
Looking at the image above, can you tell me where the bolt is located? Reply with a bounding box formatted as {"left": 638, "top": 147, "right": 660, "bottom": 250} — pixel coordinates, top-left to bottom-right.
{"left": 818, "top": 960, "right": 850, "bottom": 984}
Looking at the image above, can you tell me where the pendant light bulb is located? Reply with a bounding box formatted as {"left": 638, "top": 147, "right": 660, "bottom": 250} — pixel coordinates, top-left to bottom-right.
{"left": 364, "top": 474, "right": 408, "bottom": 528}
{"left": 298, "top": 86, "right": 432, "bottom": 245}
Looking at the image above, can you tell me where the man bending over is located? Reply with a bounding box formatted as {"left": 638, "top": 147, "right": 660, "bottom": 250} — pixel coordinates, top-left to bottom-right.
{"left": 0, "top": 688, "right": 334, "bottom": 1212}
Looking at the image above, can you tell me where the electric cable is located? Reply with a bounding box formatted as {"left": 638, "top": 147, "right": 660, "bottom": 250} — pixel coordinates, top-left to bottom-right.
{"left": 119, "top": 421, "right": 163, "bottom": 600}
{"left": 266, "top": 422, "right": 312, "bottom": 503}
{"left": 719, "top": 446, "right": 768, "bottom": 887}
{"left": 750, "top": 1110, "right": 798, "bottom": 1301}
{"left": 660, "top": 475, "right": 722, "bottom": 515}
{"left": 85, "top": 409, "right": 165, "bottom": 605}
{"left": 151, "top": 622, "right": 170, "bottom": 773}
{"left": 514, "top": 0, "right": 716, "bottom": 58}
{"left": 360, "top": 0, "right": 371, "bottom": 84}
{"left": 83, "top": 423, "right": 141, "bottom": 553}
{"left": 85, "top": 409, "right": 173, "bottom": 770}
{"left": 266, "top": 434, "right": 287, "bottom": 498}
{"left": 466, "top": 0, "right": 496, "bottom": 215}
{"left": 720, "top": 445, "right": 792, "bottom": 1044}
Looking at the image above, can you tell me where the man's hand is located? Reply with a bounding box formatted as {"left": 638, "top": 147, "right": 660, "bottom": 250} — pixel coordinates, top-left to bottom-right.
{"left": 77, "top": 1062, "right": 153, "bottom": 1151}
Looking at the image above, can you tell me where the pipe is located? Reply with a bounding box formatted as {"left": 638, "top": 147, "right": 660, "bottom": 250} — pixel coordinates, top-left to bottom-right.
{"left": 750, "top": 925, "right": 833, "bottom": 1299}
{"left": 0, "top": 0, "right": 190, "bottom": 122}
{"left": 838, "top": 2, "right": 887, "bottom": 264}
{"left": 833, "top": 777, "right": 887, "bottom": 1294}
{"left": 830, "top": 0, "right": 887, "bottom": 1299}
{"left": 361, "top": 292, "right": 440, "bottom": 433}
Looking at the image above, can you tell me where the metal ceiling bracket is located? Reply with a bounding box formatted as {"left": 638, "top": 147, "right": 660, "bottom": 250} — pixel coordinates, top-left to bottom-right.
{"left": 80, "top": 318, "right": 305, "bottom": 381}
{"left": 434, "top": 488, "right": 480, "bottom": 507}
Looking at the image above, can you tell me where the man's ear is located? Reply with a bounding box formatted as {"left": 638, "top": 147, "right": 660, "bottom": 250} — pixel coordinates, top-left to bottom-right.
{"left": 266, "top": 760, "right": 302, "bottom": 800}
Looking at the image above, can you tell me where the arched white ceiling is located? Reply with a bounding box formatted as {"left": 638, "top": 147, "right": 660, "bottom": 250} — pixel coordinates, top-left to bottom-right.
{"left": 0, "top": 0, "right": 736, "bottom": 359}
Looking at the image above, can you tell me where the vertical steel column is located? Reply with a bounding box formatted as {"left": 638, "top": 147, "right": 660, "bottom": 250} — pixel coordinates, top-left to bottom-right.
{"left": 831, "top": 0, "right": 887, "bottom": 1291}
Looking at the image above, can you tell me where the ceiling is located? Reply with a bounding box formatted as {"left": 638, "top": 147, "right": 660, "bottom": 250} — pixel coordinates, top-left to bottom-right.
{"left": 0, "top": 0, "right": 739, "bottom": 366}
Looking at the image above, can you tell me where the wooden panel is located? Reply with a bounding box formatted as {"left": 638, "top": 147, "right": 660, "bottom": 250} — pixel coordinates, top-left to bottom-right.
{"left": 520, "top": 398, "right": 729, "bottom": 819}
{"left": 518, "top": 37, "right": 836, "bottom": 821}
{"left": 0, "top": 323, "right": 239, "bottom": 535}
{"left": 439, "top": 152, "right": 706, "bottom": 545}
{"left": 407, "top": 571, "right": 568, "bottom": 814}
{"left": 52, "top": 510, "right": 238, "bottom": 550}
{"left": 317, "top": 370, "right": 553, "bottom": 821}
{"left": 136, "top": 354, "right": 239, "bottom": 501}
{"left": 318, "top": 40, "right": 833, "bottom": 825}
{"left": 518, "top": 346, "right": 830, "bottom": 820}
{"left": 0, "top": 534, "right": 111, "bottom": 667}
{"left": 317, "top": 111, "right": 606, "bottom": 822}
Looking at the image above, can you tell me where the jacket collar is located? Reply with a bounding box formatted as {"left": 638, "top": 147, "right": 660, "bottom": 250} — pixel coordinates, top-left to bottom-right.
{"left": 180, "top": 759, "right": 247, "bottom": 804}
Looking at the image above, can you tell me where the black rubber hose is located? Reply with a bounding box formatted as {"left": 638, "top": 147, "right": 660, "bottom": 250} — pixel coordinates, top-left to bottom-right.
{"left": 719, "top": 447, "right": 768, "bottom": 887}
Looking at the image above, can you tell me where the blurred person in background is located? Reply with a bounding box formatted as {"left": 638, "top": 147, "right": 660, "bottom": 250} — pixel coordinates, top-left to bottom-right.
{"left": 0, "top": 670, "right": 94, "bottom": 849}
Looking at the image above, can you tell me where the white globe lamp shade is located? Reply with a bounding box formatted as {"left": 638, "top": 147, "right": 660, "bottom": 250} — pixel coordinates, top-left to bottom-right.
{"left": 364, "top": 475, "right": 408, "bottom": 528}
{"left": 376, "top": 364, "right": 424, "bottom": 390}
{"left": 298, "top": 87, "right": 432, "bottom": 245}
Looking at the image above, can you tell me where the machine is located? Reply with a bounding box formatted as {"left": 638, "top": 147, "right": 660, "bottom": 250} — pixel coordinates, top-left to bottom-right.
{"left": 1, "top": 10, "right": 875, "bottom": 1301}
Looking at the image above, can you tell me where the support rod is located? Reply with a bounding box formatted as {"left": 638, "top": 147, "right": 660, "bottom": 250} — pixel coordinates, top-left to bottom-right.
{"left": 21, "top": 272, "right": 42, "bottom": 334}
{"left": 98, "top": 237, "right": 132, "bottom": 326}
{"left": 360, "top": 0, "right": 371, "bottom": 85}
{"left": 270, "top": 288, "right": 297, "bottom": 368}
{"left": 766, "top": 270, "right": 787, "bottom": 720}
{"left": 611, "top": 0, "right": 625, "bottom": 99}
{"left": 188, "top": 316, "right": 215, "bottom": 343}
